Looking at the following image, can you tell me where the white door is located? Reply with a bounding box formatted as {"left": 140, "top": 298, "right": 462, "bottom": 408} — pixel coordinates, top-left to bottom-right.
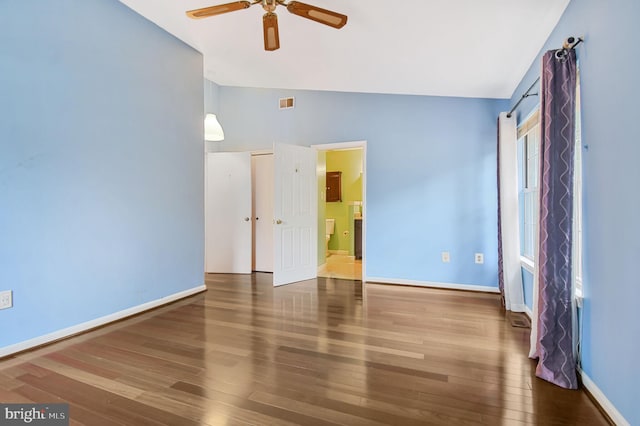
{"left": 252, "top": 154, "right": 274, "bottom": 272}
{"left": 205, "top": 152, "right": 252, "bottom": 274}
{"left": 273, "top": 143, "right": 318, "bottom": 286}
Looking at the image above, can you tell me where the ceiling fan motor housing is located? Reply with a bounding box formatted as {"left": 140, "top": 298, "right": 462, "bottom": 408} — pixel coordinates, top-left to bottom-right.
{"left": 262, "top": 0, "right": 277, "bottom": 13}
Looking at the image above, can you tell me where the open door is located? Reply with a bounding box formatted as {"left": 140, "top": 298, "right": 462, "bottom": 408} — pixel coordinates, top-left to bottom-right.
{"left": 205, "top": 152, "right": 252, "bottom": 274}
{"left": 273, "top": 143, "right": 318, "bottom": 286}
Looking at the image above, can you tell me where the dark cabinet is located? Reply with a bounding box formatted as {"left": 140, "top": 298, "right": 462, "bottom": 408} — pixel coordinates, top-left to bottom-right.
{"left": 354, "top": 218, "right": 362, "bottom": 260}
{"left": 326, "top": 171, "right": 342, "bottom": 202}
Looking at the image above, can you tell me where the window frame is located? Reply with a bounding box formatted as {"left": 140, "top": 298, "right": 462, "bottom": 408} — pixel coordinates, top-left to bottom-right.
{"left": 573, "top": 71, "right": 583, "bottom": 299}
{"left": 517, "top": 111, "right": 540, "bottom": 269}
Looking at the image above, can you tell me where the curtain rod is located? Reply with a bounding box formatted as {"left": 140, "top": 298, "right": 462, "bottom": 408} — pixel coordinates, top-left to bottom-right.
{"left": 506, "top": 77, "right": 540, "bottom": 118}
{"left": 506, "top": 36, "right": 583, "bottom": 118}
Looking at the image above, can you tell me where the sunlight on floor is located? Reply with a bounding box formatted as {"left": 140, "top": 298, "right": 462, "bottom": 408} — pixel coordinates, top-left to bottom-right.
{"left": 317, "top": 254, "right": 362, "bottom": 281}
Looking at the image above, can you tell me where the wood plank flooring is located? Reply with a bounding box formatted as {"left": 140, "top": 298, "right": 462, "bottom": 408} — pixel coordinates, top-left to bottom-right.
{"left": 0, "top": 273, "right": 609, "bottom": 425}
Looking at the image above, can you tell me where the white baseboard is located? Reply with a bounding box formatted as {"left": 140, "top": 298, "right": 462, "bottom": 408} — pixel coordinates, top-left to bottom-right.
{"left": 579, "top": 369, "right": 629, "bottom": 426}
{"left": 0, "top": 284, "right": 207, "bottom": 359}
{"left": 328, "top": 250, "right": 349, "bottom": 255}
{"left": 365, "top": 277, "right": 500, "bottom": 293}
{"left": 523, "top": 305, "right": 533, "bottom": 319}
{"left": 507, "top": 303, "right": 528, "bottom": 313}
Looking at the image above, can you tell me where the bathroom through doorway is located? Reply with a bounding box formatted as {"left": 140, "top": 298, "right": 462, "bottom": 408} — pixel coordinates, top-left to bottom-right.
{"left": 313, "top": 141, "right": 366, "bottom": 281}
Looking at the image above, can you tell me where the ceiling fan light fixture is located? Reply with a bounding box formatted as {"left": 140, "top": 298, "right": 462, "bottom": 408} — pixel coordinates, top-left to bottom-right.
{"left": 263, "top": 13, "right": 280, "bottom": 51}
{"left": 185, "top": 0, "right": 346, "bottom": 50}
{"left": 261, "top": 0, "right": 277, "bottom": 13}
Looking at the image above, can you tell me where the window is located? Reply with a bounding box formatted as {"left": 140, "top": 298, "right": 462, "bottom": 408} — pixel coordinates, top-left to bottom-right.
{"left": 518, "top": 111, "right": 540, "bottom": 263}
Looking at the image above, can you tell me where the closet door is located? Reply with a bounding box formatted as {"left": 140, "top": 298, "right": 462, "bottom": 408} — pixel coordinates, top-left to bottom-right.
{"left": 205, "top": 152, "right": 252, "bottom": 273}
{"left": 252, "top": 154, "right": 274, "bottom": 272}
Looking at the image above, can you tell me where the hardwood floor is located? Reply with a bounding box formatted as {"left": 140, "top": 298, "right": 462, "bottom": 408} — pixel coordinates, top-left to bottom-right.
{"left": 1, "top": 273, "right": 609, "bottom": 425}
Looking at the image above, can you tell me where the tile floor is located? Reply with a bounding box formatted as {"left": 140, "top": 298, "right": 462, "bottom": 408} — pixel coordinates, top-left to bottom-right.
{"left": 317, "top": 254, "right": 362, "bottom": 280}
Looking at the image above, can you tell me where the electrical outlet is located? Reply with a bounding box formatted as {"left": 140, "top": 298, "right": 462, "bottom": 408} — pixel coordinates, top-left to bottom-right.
{"left": 441, "top": 251, "right": 450, "bottom": 263}
{"left": 0, "top": 290, "right": 12, "bottom": 310}
{"left": 475, "top": 253, "right": 484, "bottom": 264}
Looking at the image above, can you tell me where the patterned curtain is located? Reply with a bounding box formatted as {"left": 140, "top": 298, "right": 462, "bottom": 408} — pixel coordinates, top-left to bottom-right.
{"left": 530, "top": 49, "right": 578, "bottom": 389}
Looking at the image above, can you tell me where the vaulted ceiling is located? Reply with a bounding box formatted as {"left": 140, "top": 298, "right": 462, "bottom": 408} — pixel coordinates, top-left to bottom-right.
{"left": 119, "top": 0, "right": 570, "bottom": 99}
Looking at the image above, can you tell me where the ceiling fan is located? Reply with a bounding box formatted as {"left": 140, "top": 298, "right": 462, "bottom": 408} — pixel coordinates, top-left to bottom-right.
{"left": 186, "top": 0, "right": 348, "bottom": 51}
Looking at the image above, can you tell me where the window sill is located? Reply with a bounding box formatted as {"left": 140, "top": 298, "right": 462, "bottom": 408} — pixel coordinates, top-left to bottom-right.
{"left": 520, "top": 256, "right": 535, "bottom": 274}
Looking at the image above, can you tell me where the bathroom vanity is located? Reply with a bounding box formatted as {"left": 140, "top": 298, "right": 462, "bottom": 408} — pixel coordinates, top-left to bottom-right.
{"left": 354, "top": 218, "right": 362, "bottom": 260}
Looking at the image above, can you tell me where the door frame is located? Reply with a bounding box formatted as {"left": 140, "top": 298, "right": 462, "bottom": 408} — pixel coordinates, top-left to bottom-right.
{"left": 311, "top": 140, "right": 367, "bottom": 282}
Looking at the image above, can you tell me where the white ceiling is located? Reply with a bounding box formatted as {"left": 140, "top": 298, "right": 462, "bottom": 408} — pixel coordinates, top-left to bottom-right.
{"left": 119, "top": 0, "right": 570, "bottom": 99}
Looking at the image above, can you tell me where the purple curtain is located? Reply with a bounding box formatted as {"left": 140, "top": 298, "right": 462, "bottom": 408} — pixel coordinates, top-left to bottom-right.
{"left": 496, "top": 118, "right": 505, "bottom": 308}
{"left": 531, "top": 49, "right": 577, "bottom": 389}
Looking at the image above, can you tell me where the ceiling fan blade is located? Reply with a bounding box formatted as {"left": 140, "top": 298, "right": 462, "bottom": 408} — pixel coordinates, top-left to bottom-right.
{"left": 263, "top": 13, "right": 280, "bottom": 51}
{"left": 186, "top": 1, "right": 252, "bottom": 19}
{"left": 286, "top": 1, "right": 347, "bottom": 29}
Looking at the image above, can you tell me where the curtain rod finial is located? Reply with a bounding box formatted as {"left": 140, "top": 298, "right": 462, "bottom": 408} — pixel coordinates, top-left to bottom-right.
{"left": 563, "top": 36, "right": 583, "bottom": 50}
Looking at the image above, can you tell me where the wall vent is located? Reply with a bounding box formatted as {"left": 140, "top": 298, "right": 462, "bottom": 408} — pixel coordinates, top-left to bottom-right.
{"left": 279, "top": 97, "right": 295, "bottom": 109}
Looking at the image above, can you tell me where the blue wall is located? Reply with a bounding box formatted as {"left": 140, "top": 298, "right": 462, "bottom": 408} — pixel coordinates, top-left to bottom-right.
{"left": 204, "top": 79, "right": 221, "bottom": 114}
{"left": 0, "top": 1, "right": 205, "bottom": 349}
{"left": 215, "top": 87, "right": 507, "bottom": 288}
{"left": 510, "top": 0, "right": 640, "bottom": 423}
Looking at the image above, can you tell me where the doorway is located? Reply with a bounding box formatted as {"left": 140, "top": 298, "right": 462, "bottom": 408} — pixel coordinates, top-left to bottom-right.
{"left": 313, "top": 141, "right": 366, "bottom": 281}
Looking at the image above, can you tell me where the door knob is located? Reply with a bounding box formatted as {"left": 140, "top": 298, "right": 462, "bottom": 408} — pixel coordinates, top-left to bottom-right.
{"left": 244, "top": 217, "right": 250, "bottom": 222}
{"left": 276, "top": 219, "right": 283, "bottom": 225}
